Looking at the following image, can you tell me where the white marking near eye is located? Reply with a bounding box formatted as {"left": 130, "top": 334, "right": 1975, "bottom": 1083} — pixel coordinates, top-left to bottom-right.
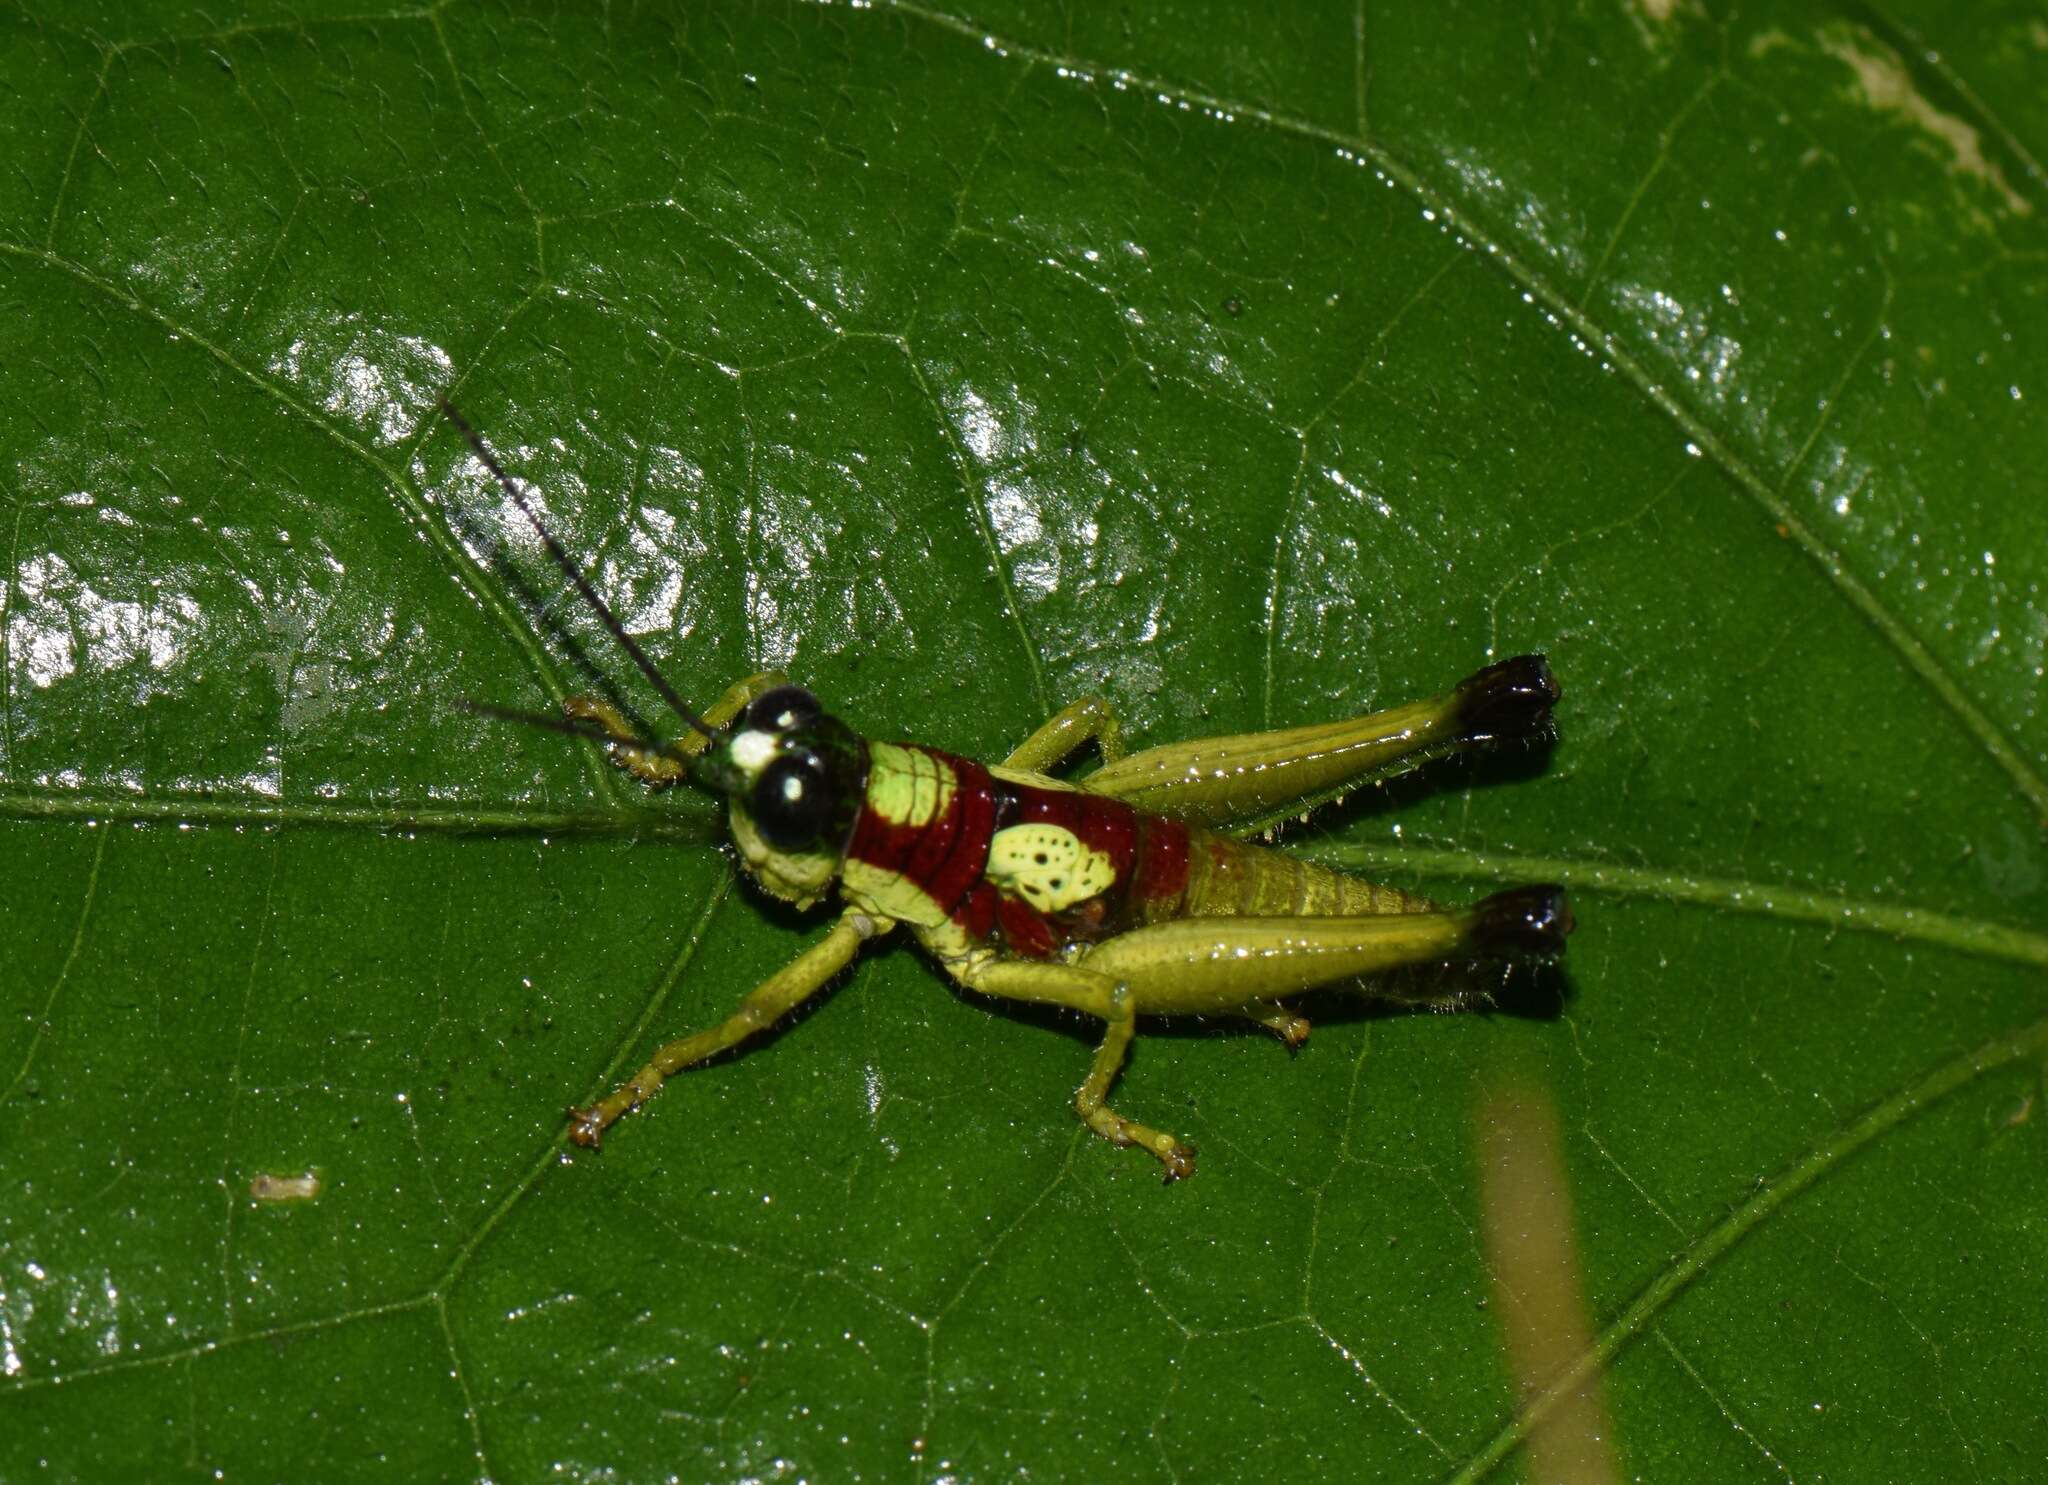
{"left": 731, "top": 729, "right": 777, "bottom": 772}
{"left": 781, "top": 773, "right": 805, "bottom": 802}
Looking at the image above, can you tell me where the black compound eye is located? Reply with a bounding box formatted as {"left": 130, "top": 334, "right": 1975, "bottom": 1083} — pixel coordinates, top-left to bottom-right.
{"left": 750, "top": 751, "right": 837, "bottom": 850}
{"left": 745, "top": 685, "right": 822, "bottom": 736}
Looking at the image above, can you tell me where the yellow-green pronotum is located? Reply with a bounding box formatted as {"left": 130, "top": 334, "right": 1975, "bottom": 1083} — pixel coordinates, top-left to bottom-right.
{"left": 445, "top": 403, "right": 1572, "bottom": 1181}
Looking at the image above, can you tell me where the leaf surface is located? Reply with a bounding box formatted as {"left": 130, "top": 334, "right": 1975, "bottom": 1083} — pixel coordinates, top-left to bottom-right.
{"left": 2, "top": 2, "right": 2045, "bottom": 1480}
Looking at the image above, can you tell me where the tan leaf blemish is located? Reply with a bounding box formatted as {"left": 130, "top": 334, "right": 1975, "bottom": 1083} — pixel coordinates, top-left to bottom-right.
{"left": 1474, "top": 1079, "right": 1619, "bottom": 1485}
{"left": 250, "top": 1170, "right": 322, "bottom": 1202}
{"left": 1822, "top": 28, "right": 2030, "bottom": 218}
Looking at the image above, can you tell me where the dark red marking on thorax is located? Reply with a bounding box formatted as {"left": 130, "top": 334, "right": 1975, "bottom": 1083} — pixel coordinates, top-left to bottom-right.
{"left": 994, "top": 892, "right": 1061, "bottom": 958}
{"left": 843, "top": 748, "right": 1000, "bottom": 916}
{"left": 842, "top": 743, "right": 1199, "bottom": 960}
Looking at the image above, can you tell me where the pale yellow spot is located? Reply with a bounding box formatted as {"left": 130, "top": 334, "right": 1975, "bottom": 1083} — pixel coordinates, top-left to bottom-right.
{"left": 987, "top": 824, "right": 1116, "bottom": 913}
{"left": 841, "top": 858, "right": 948, "bottom": 929}
{"left": 250, "top": 1171, "right": 322, "bottom": 1202}
{"left": 865, "top": 742, "right": 955, "bottom": 827}
{"left": 730, "top": 728, "right": 777, "bottom": 774}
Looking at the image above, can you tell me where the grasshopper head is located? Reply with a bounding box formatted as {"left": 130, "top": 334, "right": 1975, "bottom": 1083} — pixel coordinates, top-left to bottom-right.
{"left": 694, "top": 685, "right": 869, "bottom": 909}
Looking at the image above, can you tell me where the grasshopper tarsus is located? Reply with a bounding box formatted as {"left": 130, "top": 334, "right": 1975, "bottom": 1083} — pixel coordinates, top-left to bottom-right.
{"left": 1248, "top": 1007, "right": 1312, "bottom": 1050}
{"left": 566, "top": 1105, "right": 608, "bottom": 1149}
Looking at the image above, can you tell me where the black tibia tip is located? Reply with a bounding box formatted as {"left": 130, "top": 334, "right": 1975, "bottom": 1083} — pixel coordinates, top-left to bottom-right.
{"left": 1450, "top": 654, "right": 1560, "bottom": 747}
{"left": 1468, "top": 885, "right": 1574, "bottom": 958}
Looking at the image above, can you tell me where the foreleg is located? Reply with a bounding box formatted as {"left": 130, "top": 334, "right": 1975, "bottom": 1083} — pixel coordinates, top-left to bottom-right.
{"left": 563, "top": 670, "right": 789, "bottom": 786}
{"left": 568, "top": 909, "right": 887, "bottom": 1146}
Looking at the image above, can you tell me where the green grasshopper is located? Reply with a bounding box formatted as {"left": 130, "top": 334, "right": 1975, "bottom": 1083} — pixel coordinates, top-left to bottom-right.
{"left": 443, "top": 404, "right": 1571, "bottom": 1180}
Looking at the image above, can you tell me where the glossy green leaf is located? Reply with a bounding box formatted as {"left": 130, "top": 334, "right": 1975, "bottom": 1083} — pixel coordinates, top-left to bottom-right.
{"left": 3, "top": 3, "right": 2045, "bottom": 1480}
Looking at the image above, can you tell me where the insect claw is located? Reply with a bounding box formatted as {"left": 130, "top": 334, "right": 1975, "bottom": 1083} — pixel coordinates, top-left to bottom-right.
{"left": 566, "top": 1105, "right": 606, "bottom": 1149}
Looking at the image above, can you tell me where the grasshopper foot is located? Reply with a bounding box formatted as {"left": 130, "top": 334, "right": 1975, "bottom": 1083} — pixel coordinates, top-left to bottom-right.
{"left": 1241, "top": 1005, "right": 1311, "bottom": 1048}
{"left": 1084, "top": 1105, "right": 1199, "bottom": 1181}
{"left": 568, "top": 1092, "right": 641, "bottom": 1148}
{"left": 566, "top": 1105, "right": 607, "bottom": 1148}
{"left": 1469, "top": 885, "right": 1573, "bottom": 958}
{"left": 1451, "top": 654, "right": 1560, "bottom": 747}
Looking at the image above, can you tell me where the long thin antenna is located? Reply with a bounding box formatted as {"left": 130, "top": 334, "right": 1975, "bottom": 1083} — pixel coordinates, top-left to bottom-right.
{"left": 454, "top": 698, "right": 626, "bottom": 745}
{"left": 438, "top": 398, "right": 717, "bottom": 741}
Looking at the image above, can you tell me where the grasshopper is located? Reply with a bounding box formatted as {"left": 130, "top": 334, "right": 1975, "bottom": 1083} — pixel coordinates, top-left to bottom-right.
{"left": 443, "top": 404, "right": 1571, "bottom": 1180}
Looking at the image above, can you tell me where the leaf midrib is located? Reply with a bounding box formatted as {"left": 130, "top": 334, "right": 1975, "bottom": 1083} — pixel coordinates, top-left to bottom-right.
{"left": 6, "top": 784, "right": 2042, "bottom": 975}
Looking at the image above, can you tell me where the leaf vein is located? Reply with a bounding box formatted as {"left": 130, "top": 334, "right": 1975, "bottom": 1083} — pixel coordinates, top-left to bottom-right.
{"left": 1445, "top": 1010, "right": 2048, "bottom": 1483}
{"left": 883, "top": 0, "right": 2048, "bottom": 820}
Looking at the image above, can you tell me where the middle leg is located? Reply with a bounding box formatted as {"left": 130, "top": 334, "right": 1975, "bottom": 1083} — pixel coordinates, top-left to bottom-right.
{"left": 1001, "top": 695, "right": 1128, "bottom": 774}
{"left": 955, "top": 956, "right": 1196, "bottom": 1179}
